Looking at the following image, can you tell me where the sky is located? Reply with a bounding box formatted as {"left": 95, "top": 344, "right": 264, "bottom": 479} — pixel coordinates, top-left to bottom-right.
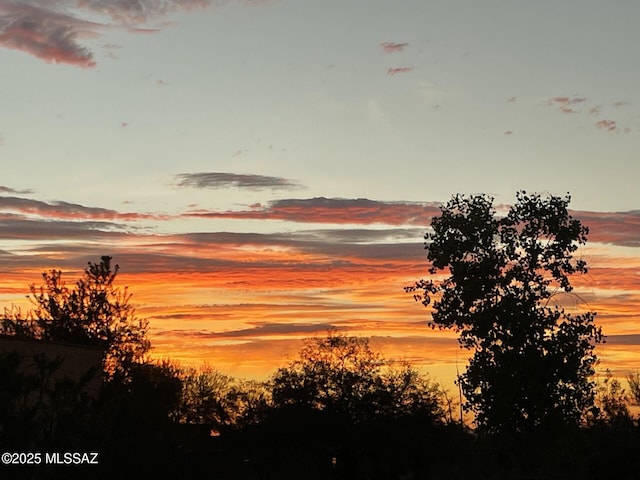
{"left": 1, "top": 0, "right": 639, "bottom": 387}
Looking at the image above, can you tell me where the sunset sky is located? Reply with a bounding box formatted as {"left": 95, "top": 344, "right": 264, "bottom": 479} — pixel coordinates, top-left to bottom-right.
{"left": 1, "top": 0, "right": 639, "bottom": 387}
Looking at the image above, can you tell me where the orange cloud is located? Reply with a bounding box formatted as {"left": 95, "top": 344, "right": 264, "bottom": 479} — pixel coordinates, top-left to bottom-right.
{"left": 2, "top": 192, "right": 640, "bottom": 385}
{"left": 572, "top": 210, "right": 640, "bottom": 247}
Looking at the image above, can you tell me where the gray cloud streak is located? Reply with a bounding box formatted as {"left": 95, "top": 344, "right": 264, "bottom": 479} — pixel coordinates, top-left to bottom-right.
{"left": 175, "top": 172, "right": 303, "bottom": 190}
{"left": 0, "top": 185, "right": 34, "bottom": 195}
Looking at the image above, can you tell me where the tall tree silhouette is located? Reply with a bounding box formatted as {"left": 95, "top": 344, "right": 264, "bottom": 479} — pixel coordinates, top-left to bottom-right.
{"left": 406, "top": 191, "right": 603, "bottom": 434}
{"left": 2, "top": 256, "right": 149, "bottom": 379}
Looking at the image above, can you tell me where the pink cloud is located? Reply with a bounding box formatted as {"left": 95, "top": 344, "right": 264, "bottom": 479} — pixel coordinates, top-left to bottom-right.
{"left": 0, "top": 1, "right": 229, "bottom": 67}
{"left": 547, "top": 96, "right": 587, "bottom": 114}
{"left": 380, "top": 41, "right": 408, "bottom": 53}
{"left": 559, "top": 106, "right": 578, "bottom": 114}
{"left": 184, "top": 197, "right": 441, "bottom": 226}
{"left": 0, "top": 196, "right": 168, "bottom": 221}
{"left": 0, "top": 2, "right": 98, "bottom": 67}
{"left": 548, "top": 96, "right": 587, "bottom": 106}
{"left": 387, "top": 66, "right": 413, "bottom": 76}
{"left": 595, "top": 119, "right": 618, "bottom": 132}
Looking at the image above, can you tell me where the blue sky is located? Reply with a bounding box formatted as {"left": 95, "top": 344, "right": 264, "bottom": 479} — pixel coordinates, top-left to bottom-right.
{"left": 1, "top": 0, "right": 639, "bottom": 382}
{"left": 2, "top": 0, "right": 639, "bottom": 211}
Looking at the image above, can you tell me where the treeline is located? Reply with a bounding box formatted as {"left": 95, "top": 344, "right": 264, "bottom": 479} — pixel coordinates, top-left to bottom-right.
{"left": 3, "top": 340, "right": 640, "bottom": 480}
{"left": 0, "top": 257, "right": 456, "bottom": 479}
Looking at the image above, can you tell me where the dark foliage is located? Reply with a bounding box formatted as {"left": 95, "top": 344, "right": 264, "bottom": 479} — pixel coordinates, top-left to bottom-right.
{"left": 271, "top": 330, "right": 447, "bottom": 424}
{"left": 407, "top": 191, "right": 603, "bottom": 434}
{"left": 2, "top": 249, "right": 639, "bottom": 479}
{"left": 1, "top": 256, "right": 150, "bottom": 379}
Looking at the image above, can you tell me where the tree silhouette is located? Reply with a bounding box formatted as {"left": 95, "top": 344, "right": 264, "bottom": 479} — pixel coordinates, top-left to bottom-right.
{"left": 172, "top": 366, "right": 237, "bottom": 430}
{"left": 406, "top": 191, "right": 603, "bottom": 434}
{"left": 170, "top": 365, "right": 272, "bottom": 432}
{"left": 591, "top": 369, "right": 633, "bottom": 427}
{"left": 628, "top": 371, "right": 640, "bottom": 406}
{"left": 271, "top": 330, "right": 445, "bottom": 423}
{"left": 2, "top": 256, "right": 149, "bottom": 379}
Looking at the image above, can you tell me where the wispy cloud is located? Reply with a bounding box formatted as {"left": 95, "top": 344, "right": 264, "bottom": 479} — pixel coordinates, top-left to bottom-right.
{"left": 0, "top": 1, "right": 99, "bottom": 67}
{"left": 185, "top": 197, "right": 441, "bottom": 226}
{"left": 572, "top": 209, "right": 640, "bottom": 247}
{"left": 379, "top": 41, "right": 408, "bottom": 53}
{"left": 595, "top": 119, "right": 618, "bottom": 132}
{"left": 0, "top": 213, "right": 128, "bottom": 241}
{"left": 387, "top": 66, "right": 413, "bottom": 76}
{"left": 0, "top": 185, "right": 33, "bottom": 195}
{"left": 548, "top": 96, "right": 587, "bottom": 106}
{"left": 174, "top": 172, "right": 303, "bottom": 190}
{"left": 77, "top": 0, "right": 214, "bottom": 25}
{"left": 544, "top": 95, "right": 633, "bottom": 133}
{"left": 186, "top": 321, "right": 340, "bottom": 339}
{"left": 547, "top": 96, "right": 587, "bottom": 113}
{"left": 0, "top": 0, "right": 241, "bottom": 67}
{"left": 612, "top": 101, "right": 630, "bottom": 107}
{"left": 0, "top": 196, "right": 167, "bottom": 221}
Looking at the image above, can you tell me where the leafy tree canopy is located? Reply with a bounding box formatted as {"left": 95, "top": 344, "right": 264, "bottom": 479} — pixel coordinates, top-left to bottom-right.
{"left": 2, "top": 256, "right": 150, "bottom": 380}
{"left": 406, "top": 191, "right": 603, "bottom": 434}
{"left": 271, "top": 330, "right": 446, "bottom": 423}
